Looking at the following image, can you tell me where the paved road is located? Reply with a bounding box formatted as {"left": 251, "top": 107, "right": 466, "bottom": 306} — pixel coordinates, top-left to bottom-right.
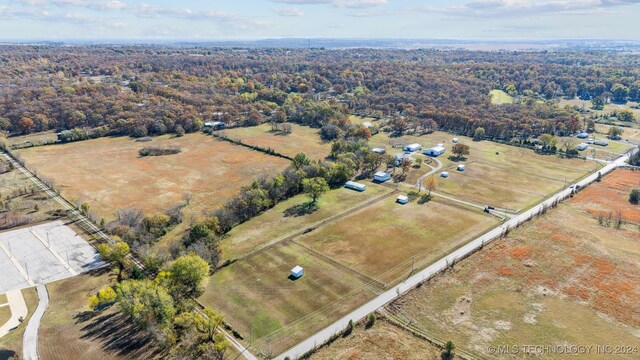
{"left": 0, "top": 289, "right": 28, "bottom": 338}
{"left": 276, "top": 150, "right": 634, "bottom": 360}
{"left": 2, "top": 152, "right": 256, "bottom": 360}
{"left": 23, "top": 284, "right": 48, "bottom": 360}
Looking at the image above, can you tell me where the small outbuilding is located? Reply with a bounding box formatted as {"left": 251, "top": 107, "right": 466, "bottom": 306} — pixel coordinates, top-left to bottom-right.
{"left": 374, "top": 171, "right": 391, "bottom": 182}
{"left": 441, "top": 171, "right": 449, "bottom": 178}
{"left": 291, "top": 265, "right": 304, "bottom": 279}
{"left": 345, "top": 181, "right": 367, "bottom": 192}
{"left": 457, "top": 164, "right": 465, "bottom": 171}
{"left": 452, "top": 138, "right": 459, "bottom": 143}
{"left": 576, "top": 132, "right": 589, "bottom": 139}
{"left": 577, "top": 143, "right": 588, "bottom": 151}
{"left": 396, "top": 195, "right": 409, "bottom": 204}
{"left": 424, "top": 146, "right": 446, "bottom": 157}
{"left": 404, "top": 143, "right": 422, "bottom": 152}
{"left": 394, "top": 153, "right": 414, "bottom": 166}
{"left": 594, "top": 139, "right": 609, "bottom": 146}
{"left": 362, "top": 122, "right": 374, "bottom": 128}
{"left": 372, "top": 147, "right": 386, "bottom": 154}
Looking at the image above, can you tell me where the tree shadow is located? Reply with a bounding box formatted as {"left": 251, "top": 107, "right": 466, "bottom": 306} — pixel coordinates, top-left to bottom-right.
{"left": 0, "top": 349, "right": 17, "bottom": 360}
{"left": 283, "top": 202, "right": 318, "bottom": 217}
{"left": 448, "top": 155, "right": 466, "bottom": 162}
{"left": 76, "top": 311, "right": 166, "bottom": 359}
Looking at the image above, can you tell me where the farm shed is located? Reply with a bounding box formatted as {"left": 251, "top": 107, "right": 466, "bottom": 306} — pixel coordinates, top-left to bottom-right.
{"left": 441, "top": 171, "right": 449, "bottom": 178}
{"left": 394, "top": 153, "right": 414, "bottom": 166}
{"left": 403, "top": 143, "right": 422, "bottom": 152}
{"left": 396, "top": 195, "right": 409, "bottom": 204}
{"left": 457, "top": 164, "right": 465, "bottom": 171}
{"left": 424, "top": 146, "right": 446, "bottom": 157}
{"left": 577, "top": 143, "right": 588, "bottom": 151}
{"left": 594, "top": 139, "right": 609, "bottom": 146}
{"left": 345, "top": 181, "right": 367, "bottom": 192}
{"left": 291, "top": 266, "right": 304, "bottom": 279}
{"left": 452, "top": 138, "right": 459, "bottom": 143}
{"left": 372, "top": 148, "right": 386, "bottom": 154}
{"left": 374, "top": 171, "right": 391, "bottom": 182}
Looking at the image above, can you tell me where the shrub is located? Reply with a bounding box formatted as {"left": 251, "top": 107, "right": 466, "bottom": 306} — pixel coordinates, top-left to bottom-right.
{"left": 630, "top": 189, "right": 640, "bottom": 205}
{"left": 138, "top": 147, "right": 181, "bottom": 157}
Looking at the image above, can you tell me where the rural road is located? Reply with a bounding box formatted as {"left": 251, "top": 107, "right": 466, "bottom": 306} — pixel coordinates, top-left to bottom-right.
{"left": 0, "top": 289, "right": 28, "bottom": 338}
{"left": 275, "top": 149, "right": 635, "bottom": 360}
{"left": 2, "top": 152, "right": 256, "bottom": 360}
{"left": 22, "top": 284, "right": 48, "bottom": 360}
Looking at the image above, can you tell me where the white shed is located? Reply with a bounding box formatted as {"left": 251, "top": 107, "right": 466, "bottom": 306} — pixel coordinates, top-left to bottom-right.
{"left": 362, "top": 122, "right": 374, "bottom": 128}
{"left": 374, "top": 171, "right": 391, "bottom": 182}
{"left": 457, "top": 164, "right": 465, "bottom": 171}
{"left": 291, "top": 265, "right": 304, "bottom": 279}
{"left": 424, "top": 146, "right": 446, "bottom": 157}
{"left": 396, "top": 195, "right": 409, "bottom": 204}
{"left": 453, "top": 138, "right": 459, "bottom": 143}
{"left": 372, "top": 147, "right": 386, "bottom": 154}
{"left": 345, "top": 181, "right": 367, "bottom": 192}
{"left": 577, "top": 143, "right": 588, "bottom": 151}
{"left": 404, "top": 143, "right": 422, "bottom": 152}
{"left": 441, "top": 171, "right": 449, "bottom": 178}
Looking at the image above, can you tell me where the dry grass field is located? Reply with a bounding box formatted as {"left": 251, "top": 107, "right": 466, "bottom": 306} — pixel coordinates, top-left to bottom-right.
{"left": 6, "top": 131, "right": 58, "bottom": 148}
{"left": 388, "top": 169, "right": 640, "bottom": 359}
{"left": 307, "top": 319, "right": 442, "bottom": 360}
{"left": 15, "top": 134, "right": 290, "bottom": 222}
{"left": 298, "top": 196, "right": 498, "bottom": 285}
{"left": 37, "top": 270, "right": 166, "bottom": 360}
{"left": 0, "top": 307, "right": 10, "bottom": 330}
{"left": 489, "top": 89, "right": 515, "bottom": 105}
{"left": 201, "top": 241, "right": 376, "bottom": 356}
{"left": 222, "top": 182, "right": 392, "bottom": 259}
{"left": 221, "top": 124, "right": 332, "bottom": 159}
{"left": 0, "top": 287, "right": 38, "bottom": 360}
{"left": 370, "top": 131, "right": 600, "bottom": 210}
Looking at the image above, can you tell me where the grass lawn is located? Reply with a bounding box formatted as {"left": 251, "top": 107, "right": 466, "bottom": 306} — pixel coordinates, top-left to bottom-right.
{"left": 0, "top": 294, "right": 7, "bottom": 304}
{"left": 15, "top": 134, "right": 290, "bottom": 222}
{"left": 349, "top": 115, "right": 377, "bottom": 126}
{"left": 221, "top": 123, "right": 332, "bottom": 159}
{"left": 308, "top": 319, "right": 442, "bottom": 360}
{"left": 371, "top": 131, "right": 600, "bottom": 211}
{"left": 0, "top": 287, "right": 38, "bottom": 359}
{"left": 595, "top": 123, "right": 640, "bottom": 143}
{"left": 560, "top": 98, "right": 640, "bottom": 120}
{"left": 6, "top": 131, "right": 58, "bottom": 148}
{"left": 389, "top": 169, "right": 640, "bottom": 359}
{"left": 298, "top": 196, "right": 498, "bottom": 285}
{"left": 200, "top": 241, "right": 376, "bottom": 356}
{"left": 0, "top": 306, "right": 10, "bottom": 329}
{"left": 222, "top": 182, "right": 393, "bottom": 260}
{"left": 489, "top": 89, "right": 515, "bottom": 104}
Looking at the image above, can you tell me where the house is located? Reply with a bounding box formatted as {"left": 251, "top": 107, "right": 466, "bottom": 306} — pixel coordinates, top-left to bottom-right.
{"left": 372, "top": 147, "right": 386, "bottom": 154}
{"left": 204, "top": 121, "right": 225, "bottom": 129}
{"left": 345, "top": 181, "right": 367, "bottom": 192}
{"left": 396, "top": 195, "right": 409, "bottom": 204}
{"left": 404, "top": 143, "right": 422, "bottom": 152}
{"left": 291, "top": 265, "right": 304, "bottom": 279}
{"left": 374, "top": 171, "right": 391, "bottom": 182}
{"left": 594, "top": 139, "right": 609, "bottom": 146}
{"left": 424, "top": 146, "right": 446, "bottom": 157}
{"left": 576, "top": 132, "right": 589, "bottom": 139}
{"left": 441, "top": 171, "right": 449, "bottom": 178}
{"left": 56, "top": 130, "right": 74, "bottom": 141}
{"left": 577, "top": 143, "right": 588, "bottom": 151}
{"left": 453, "top": 138, "right": 459, "bottom": 143}
{"left": 457, "top": 164, "right": 465, "bottom": 171}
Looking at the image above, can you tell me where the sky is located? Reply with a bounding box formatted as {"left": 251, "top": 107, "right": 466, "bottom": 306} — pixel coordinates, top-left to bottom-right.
{"left": 0, "top": 0, "right": 639, "bottom": 40}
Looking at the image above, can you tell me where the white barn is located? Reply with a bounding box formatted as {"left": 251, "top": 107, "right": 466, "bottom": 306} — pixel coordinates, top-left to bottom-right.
{"left": 396, "top": 195, "right": 409, "bottom": 204}
{"left": 424, "top": 146, "right": 446, "bottom": 157}
{"left": 374, "top": 171, "right": 391, "bottom": 182}
{"left": 441, "top": 171, "right": 449, "bottom": 178}
{"left": 372, "top": 148, "right": 386, "bottom": 154}
{"left": 457, "top": 164, "right": 465, "bottom": 171}
{"left": 404, "top": 143, "right": 422, "bottom": 152}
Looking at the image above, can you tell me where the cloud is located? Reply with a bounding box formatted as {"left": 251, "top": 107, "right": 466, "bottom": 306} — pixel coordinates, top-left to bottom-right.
{"left": 271, "top": 0, "right": 387, "bottom": 9}
{"left": 274, "top": 7, "right": 305, "bottom": 16}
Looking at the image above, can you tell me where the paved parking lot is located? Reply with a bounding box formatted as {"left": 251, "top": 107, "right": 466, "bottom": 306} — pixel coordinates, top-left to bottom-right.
{"left": 0, "top": 220, "right": 104, "bottom": 294}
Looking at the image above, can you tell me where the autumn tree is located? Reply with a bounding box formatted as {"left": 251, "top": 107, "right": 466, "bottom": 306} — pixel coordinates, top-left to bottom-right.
{"left": 607, "top": 126, "right": 624, "bottom": 140}
{"left": 423, "top": 176, "right": 437, "bottom": 195}
{"left": 18, "top": 117, "right": 34, "bottom": 134}
{"left": 473, "top": 127, "right": 485, "bottom": 141}
{"left": 302, "top": 177, "right": 329, "bottom": 204}
{"left": 292, "top": 152, "right": 311, "bottom": 170}
{"left": 97, "top": 240, "right": 131, "bottom": 282}
{"left": 165, "top": 254, "right": 210, "bottom": 299}
{"left": 451, "top": 143, "right": 470, "bottom": 161}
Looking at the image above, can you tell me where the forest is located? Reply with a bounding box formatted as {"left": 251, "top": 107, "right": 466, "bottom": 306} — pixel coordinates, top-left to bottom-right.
{"left": 1, "top": 46, "right": 639, "bottom": 142}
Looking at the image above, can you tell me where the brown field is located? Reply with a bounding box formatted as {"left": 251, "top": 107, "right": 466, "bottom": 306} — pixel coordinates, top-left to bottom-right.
{"left": 221, "top": 124, "right": 332, "bottom": 159}
{"left": 298, "top": 196, "right": 498, "bottom": 285}
{"left": 307, "top": 319, "right": 442, "bottom": 360}
{"left": 15, "top": 134, "right": 290, "bottom": 221}
{"left": 574, "top": 169, "right": 640, "bottom": 224}
{"left": 0, "top": 306, "right": 10, "bottom": 330}
{"left": 0, "top": 287, "right": 38, "bottom": 359}
{"left": 388, "top": 169, "right": 640, "bottom": 359}
{"left": 38, "top": 270, "right": 166, "bottom": 360}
